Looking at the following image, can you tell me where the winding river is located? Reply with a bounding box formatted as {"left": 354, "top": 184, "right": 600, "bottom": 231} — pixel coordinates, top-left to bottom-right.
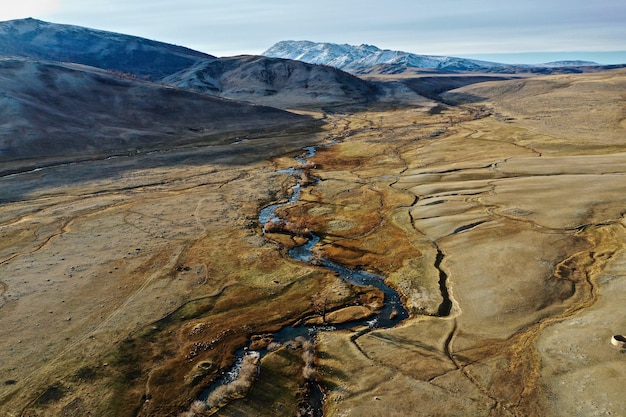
{"left": 261, "top": 144, "right": 409, "bottom": 330}
{"left": 201, "top": 143, "right": 409, "bottom": 414}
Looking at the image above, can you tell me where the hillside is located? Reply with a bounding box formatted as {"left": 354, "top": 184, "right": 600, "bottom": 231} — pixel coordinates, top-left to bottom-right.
{"left": 442, "top": 67, "right": 626, "bottom": 145}
{"left": 0, "top": 18, "right": 213, "bottom": 78}
{"left": 163, "top": 55, "right": 380, "bottom": 108}
{"left": 0, "top": 57, "right": 312, "bottom": 174}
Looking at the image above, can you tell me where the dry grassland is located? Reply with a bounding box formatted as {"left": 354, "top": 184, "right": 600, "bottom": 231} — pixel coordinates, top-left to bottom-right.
{"left": 283, "top": 69, "right": 626, "bottom": 416}
{"left": 1, "top": 69, "right": 625, "bottom": 416}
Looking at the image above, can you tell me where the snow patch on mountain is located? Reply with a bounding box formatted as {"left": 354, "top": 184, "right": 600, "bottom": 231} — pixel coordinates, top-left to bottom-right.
{"left": 263, "top": 41, "right": 605, "bottom": 73}
{"left": 263, "top": 41, "right": 504, "bottom": 73}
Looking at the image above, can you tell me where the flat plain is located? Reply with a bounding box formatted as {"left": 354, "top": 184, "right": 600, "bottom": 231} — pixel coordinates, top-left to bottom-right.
{"left": 1, "top": 69, "right": 625, "bottom": 416}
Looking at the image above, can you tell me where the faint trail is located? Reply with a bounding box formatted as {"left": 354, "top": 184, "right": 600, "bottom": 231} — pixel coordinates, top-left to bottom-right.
{"left": 89, "top": 245, "right": 187, "bottom": 337}
{"left": 0, "top": 216, "right": 74, "bottom": 268}
{"left": 193, "top": 196, "right": 212, "bottom": 233}
{"left": 15, "top": 242, "right": 187, "bottom": 416}
{"left": 0, "top": 194, "right": 135, "bottom": 267}
{"left": 0, "top": 280, "right": 7, "bottom": 300}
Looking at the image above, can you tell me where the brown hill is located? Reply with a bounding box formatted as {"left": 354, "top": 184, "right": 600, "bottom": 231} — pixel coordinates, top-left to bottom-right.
{"left": 162, "top": 55, "right": 379, "bottom": 108}
{"left": 442, "top": 67, "right": 626, "bottom": 147}
{"left": 0, "top": 58, "right": 313, "bottom": 174}
{"left": 0, "top": 18, "right": 213, "bottom": 79}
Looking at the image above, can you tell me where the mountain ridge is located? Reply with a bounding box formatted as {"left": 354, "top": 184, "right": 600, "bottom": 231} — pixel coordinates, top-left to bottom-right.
{"left": 0, "top": 18, "right": 214, "bottom": 78}
{"left": 263, "top": 40, "right": 607, "bottom": 74}
{"left": 162, "top": 55, "right": 380, "bottom": 108}
{"left": 263, "top": 40, "right": 509, "bottom": 73}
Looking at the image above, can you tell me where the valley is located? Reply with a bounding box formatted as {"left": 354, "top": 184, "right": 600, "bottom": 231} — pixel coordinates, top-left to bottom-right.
{"left": 0, "top": 18, "right": 625, "bottom": 417}
{"left": 1, "top": 68, "right": 625, "bottom": 416}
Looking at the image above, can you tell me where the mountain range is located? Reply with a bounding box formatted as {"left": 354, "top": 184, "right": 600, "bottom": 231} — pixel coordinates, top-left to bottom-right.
{"left": 2, "top": 18, "right": 622, "bottom": 172}
{"left": 0, "top": 18, "right": 381, "bottom": 109}
{"left": 262, "top": 40, "right": 604, "bottom": 74}
{"left": 263, "top": 40, "right": 505, "bottom": 73}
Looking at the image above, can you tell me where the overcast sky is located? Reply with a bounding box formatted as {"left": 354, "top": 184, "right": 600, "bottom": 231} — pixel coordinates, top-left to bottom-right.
{"left": 2, "top": 0, "right": 626, "bottom": 63}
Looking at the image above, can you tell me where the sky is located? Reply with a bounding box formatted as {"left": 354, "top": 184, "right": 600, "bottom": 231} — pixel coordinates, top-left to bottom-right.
{"left": 2, "top": 0, "right": 626, "bottom": 64}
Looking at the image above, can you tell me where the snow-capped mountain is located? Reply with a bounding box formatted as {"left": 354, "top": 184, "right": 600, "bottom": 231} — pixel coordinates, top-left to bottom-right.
{"left": 0, "top": 18, "right": 214, "bottom": 78}
{"left": 263, "top": 41, "right": 607, "bottom": 74}
{"left": 263, "top": 40, "right": 507, "bottom": 73}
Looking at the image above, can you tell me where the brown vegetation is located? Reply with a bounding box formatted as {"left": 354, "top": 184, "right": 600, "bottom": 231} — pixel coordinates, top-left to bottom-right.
{"left": 1, "top": 69, "right": 626, "bottom": 416}
{"left": 303, "top": 69, "right": 626, "bottom": 417}
{"left": 181, "top": 352, "right": 260, "bottom": 416}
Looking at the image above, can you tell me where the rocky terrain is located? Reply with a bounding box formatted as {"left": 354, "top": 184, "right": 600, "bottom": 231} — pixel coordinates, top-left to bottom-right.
{"left": 1, "top": 19, "right": 625, "bottom": 417}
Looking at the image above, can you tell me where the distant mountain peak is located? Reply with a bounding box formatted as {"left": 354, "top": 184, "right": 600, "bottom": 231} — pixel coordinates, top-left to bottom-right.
{"left": 263, "top": 40, "right": 503, "bottom": 73}
{"left": 540, "top": 60, "right": 599, "bottom": 67}
{"left": 263, "top": 41, "right": 613, "bottom": 74}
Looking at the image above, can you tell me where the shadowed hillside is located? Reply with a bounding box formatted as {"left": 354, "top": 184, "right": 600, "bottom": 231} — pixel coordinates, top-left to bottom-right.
{"left": 0, "top": 58, "right": 313, "bottom": 174}
{"left": 0, "top": 18, "right": 213, "bottom": 78}
{"left": 163, "top": 55, "right": 380, "bottom": 108}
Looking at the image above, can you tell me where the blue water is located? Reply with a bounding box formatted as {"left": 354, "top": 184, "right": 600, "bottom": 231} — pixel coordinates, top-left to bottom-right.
{"left": 200, "top": 144, "right": 409, "bottom": 409}
{"left": 263, "top": 145, "right": 409, "bottom": 329}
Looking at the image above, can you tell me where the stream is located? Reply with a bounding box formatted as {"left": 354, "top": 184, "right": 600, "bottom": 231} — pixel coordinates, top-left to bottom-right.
{"left": 201, "top": 143, "right": 409, "bottom": 415}
{"left": 260, "top": 144, "right": 409, "bottom": 331}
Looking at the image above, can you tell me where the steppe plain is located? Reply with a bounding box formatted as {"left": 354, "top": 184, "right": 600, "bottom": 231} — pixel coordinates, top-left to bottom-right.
{"left": 1, "top": 68, "right": 625, "bottom": 417}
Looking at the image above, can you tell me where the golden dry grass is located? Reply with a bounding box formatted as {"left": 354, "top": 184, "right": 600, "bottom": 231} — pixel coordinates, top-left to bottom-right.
{"left": 1, "top": 69, "right": 626, "bottom": 416}
{"left": 282, "top": 70, "right": 626, "bottom": 416}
